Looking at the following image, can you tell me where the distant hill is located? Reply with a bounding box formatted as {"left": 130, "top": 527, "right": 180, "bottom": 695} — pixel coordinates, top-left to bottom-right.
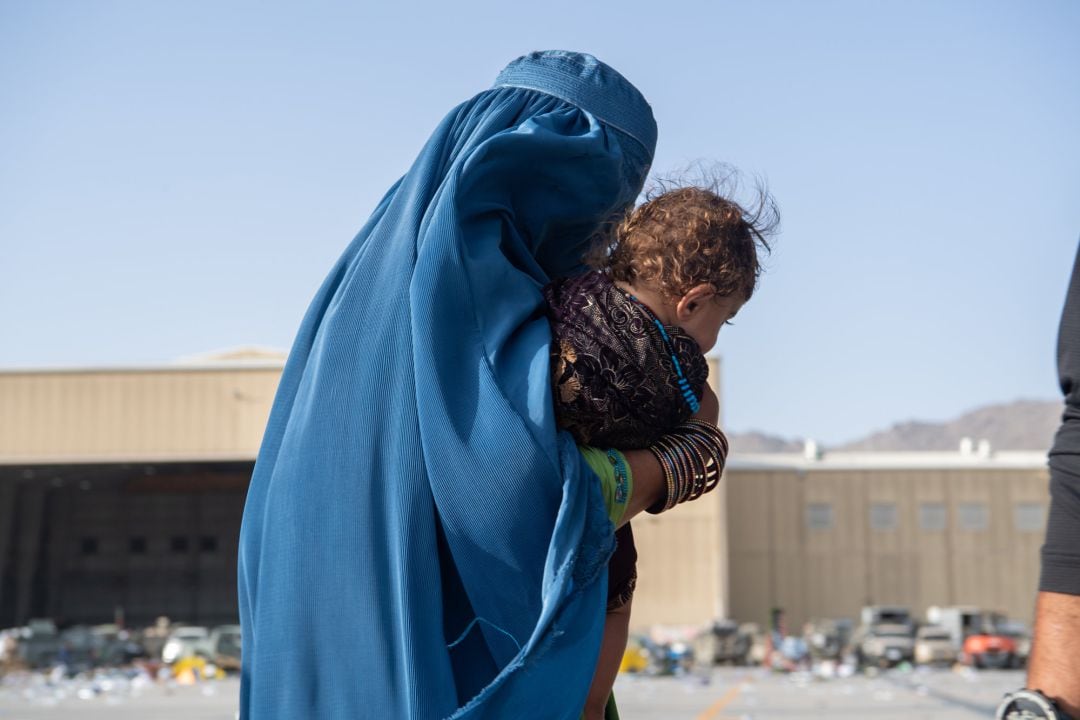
{"left": 728, "top": 399, "right": 1062, "bottom": 453}
{"left": 727, "top": 430, "right": 805, "bottom": 454}
{"left": 837, "top": 399, "right": 1061, "bottom": 452}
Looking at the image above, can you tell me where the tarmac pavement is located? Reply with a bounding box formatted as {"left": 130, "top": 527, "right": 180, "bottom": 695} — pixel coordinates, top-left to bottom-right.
{"left": 615, "top": 665, "right": 1018, "bottom": 719}
{"left": 0, "top": 666, "right": 1022, "bottom": 719}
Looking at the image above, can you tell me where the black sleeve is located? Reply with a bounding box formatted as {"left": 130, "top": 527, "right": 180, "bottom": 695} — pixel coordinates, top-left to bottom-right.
{"left": 1039, "top": 241, "right": 1080, "bottom": 595}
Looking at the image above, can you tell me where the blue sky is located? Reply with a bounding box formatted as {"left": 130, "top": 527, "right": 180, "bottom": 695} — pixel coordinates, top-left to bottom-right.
{"left": 2, "top": 1, "right": 1078, "bottom": 444}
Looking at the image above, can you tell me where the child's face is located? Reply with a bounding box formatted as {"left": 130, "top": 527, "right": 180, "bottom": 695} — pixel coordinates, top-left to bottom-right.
{"left": 674, "top": 288, "right": 745, "bottom": 353}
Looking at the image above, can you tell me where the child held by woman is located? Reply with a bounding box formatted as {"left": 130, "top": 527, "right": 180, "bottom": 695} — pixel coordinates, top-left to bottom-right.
{"left": 544, "top": 175, "right": 777, "bottom": 719}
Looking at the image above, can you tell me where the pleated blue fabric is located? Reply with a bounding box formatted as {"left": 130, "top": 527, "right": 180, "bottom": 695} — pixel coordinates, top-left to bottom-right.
{"left": 237, "top": 51, "right": 656, "bottom": 719}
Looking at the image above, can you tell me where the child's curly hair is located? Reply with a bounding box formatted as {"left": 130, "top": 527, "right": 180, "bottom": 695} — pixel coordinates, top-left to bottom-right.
{"left": 588, "top": 168, "right": 778, "bottom": 302}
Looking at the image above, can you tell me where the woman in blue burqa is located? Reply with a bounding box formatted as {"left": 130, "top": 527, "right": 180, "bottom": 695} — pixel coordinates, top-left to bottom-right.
{"left": 238, "top": 51, "right": 665, "bottom": 718}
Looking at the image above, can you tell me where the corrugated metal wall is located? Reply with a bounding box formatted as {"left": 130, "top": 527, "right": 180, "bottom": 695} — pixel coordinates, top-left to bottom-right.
{"left": 0, "top": 367, "right": 280, "bottom": 463}
{"left": 0, "top": 467, "right": 248, "bottom": 627}
{"left": 724, "top": 466, "right": 1048, "bottom": 630}
{"left": 0, "top": 363, "right": 1050, "bottom": 632}
{"left": 631, "top": 484, "right": 726, "bottom": 629}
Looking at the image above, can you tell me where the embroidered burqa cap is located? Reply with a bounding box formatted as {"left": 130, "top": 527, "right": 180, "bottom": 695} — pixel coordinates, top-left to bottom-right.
{"left": 238, "top": 51, "right": 656, "bottom": 718}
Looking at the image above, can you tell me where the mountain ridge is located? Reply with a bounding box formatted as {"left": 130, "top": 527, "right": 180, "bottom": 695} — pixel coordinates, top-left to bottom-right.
{"left": 728, "top": 399, "right": 1062, "bottom": 454}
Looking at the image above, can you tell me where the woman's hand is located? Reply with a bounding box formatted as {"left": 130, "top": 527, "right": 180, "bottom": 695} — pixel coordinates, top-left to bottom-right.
{"left": 693, "top": 384, "right": 719, "bottom": 425}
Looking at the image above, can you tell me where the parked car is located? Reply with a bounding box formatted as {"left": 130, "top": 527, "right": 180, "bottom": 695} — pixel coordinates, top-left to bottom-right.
{"left": 925, "top": 606, "right": 984, "bottom": 649}
{"left": 855, "top": 623, "right": 914, "bottom": 668}
{"left": 17, "top": 618, "right": 60, "bottom": 669}
{"left": 205, "top": 625, "right": 242, "bottom": 671}
{"left": 860, "top": 606, "right": 914, "bottom": 635}
{"left": 998, "top": 621, "right": 1031, "bottom": 668}
{"left": 161, "top": 626, "right": 209, "bottom": 664}
{"left": 692, "top": 619, "right": 753, "bottom": 666}
{"left": 805, "top": 618, "right": 854, "bottom": 661}
{"left": 914, "top": 625, "right": 957, "bottom": 666}
{"left": 963, "top": 631, "right": 1017, "bottom": 669}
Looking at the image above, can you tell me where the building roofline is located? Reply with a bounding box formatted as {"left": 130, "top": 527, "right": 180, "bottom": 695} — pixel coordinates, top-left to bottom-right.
{"left": 0, "top": 345, "right": 288, "bottom": 376}
{"left": 0, "top": 360, "right": 286, "bottom": 376}
{"left": 0, "top": 451, "right": 258, "bottom": 467}
{"left": 728, "top": 450, "right": 1049, "bottom": 471}
{"left": 4, "top": 449, "right": 1047, "bottom": 470}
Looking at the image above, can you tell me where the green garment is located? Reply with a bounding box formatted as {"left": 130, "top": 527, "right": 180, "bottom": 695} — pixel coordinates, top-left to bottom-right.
{"left": 577, "top": 446, "right": 630, "bottom": 720}
{"left": 578, "top": 446, "right": 633, "bottom": 527}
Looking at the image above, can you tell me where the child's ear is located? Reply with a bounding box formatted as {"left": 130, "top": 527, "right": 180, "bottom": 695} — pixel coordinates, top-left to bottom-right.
{"left": 676, "top": 284, "right": 715, "bottom": 320}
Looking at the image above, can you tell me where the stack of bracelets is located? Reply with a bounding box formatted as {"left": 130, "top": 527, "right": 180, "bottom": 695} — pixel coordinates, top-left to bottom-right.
{"left": 646, "top": 418, "right": 730, "bottom": 513}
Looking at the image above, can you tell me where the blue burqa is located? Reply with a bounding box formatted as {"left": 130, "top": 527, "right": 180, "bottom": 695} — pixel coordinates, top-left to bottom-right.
{"left": 238, "top": 51, "right": 657, "bottom": 719}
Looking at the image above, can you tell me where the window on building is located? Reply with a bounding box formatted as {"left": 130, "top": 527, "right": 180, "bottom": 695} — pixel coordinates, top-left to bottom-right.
{"left": 170, "top": 536, "right": 190, "bottom": 553}
{"left": 80, "top": 537, "right": 98, "bottom": 555}
{"left": 806, "top": 503, "right": 833, "bottom": 530}
{"left": 129, "top": 536, "right": 147, "bottom": 554}
{"left": 200, "top": 535, "right": 218, "bottom": 553}
{"left": 870, "top": 502, "right": 897, "bottom": 531}
{"left": 919, "top": 503, "right": 947, "bottom": 531}
{"left": 957, "top": 502, "right": 989, "bottom": 531}
{"left": 1014, "top": 503, "right": 1046, "bottom": 532}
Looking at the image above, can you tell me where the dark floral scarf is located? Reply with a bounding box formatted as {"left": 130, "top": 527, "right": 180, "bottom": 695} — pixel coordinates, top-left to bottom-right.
{"left": 543, "top": 271, "right": 709, "bottom": 450}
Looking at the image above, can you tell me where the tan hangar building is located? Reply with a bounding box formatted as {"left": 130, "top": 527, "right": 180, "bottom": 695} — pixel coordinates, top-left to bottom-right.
{"left": 0, "top": 352, "right": 1051, "bottom": 631}
{"left": 633, "top": 446, "right": 1049, "bottom": 631}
